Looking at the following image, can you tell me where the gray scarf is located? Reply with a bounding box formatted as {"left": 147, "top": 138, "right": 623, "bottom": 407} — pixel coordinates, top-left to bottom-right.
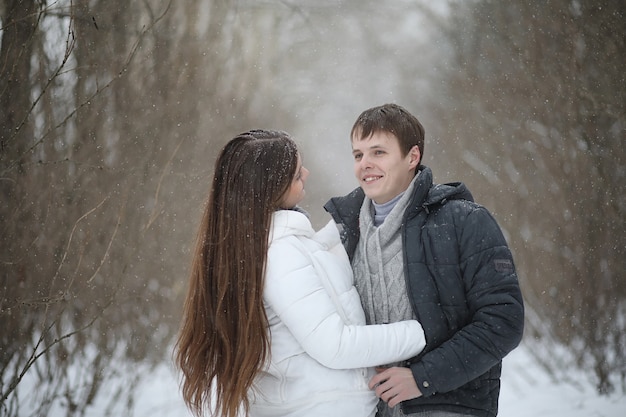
{"left": 352, "top": 176, "right": 419, "bottom": 329}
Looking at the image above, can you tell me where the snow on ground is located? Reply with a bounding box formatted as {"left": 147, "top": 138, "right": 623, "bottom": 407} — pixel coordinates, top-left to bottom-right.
{"left": 499, "top": 344, "right": 625, "bottom": 417}
{"left": 134, "top": 342, "right": 625, "bottom": 417}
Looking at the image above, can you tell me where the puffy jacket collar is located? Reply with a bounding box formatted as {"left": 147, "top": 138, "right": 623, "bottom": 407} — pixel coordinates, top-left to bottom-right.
{"left": 324, "top": 166, "right": 474, "bottom": 222}
{"left": 270, "top": 210, "right": 314, "bottom": 243}
{"left": 323, "top": 166, "right": 473, "bottom": 261}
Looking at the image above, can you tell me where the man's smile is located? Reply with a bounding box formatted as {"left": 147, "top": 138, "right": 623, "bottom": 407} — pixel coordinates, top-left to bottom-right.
{"left": 363, "top": 175, "right": 382, "bottom": 183}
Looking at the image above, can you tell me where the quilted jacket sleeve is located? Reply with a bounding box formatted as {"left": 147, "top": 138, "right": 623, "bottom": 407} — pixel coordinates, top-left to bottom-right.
{"left": 265, "top": 238, "right": 426, "bottom": 370}
{"left": 409, "top": 206, "right": 525, "bottom": 396}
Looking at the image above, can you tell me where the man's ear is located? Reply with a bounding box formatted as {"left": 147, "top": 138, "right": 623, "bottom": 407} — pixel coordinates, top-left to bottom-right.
{"left": 408, "top": 145, "right": 421, "bottom": 169}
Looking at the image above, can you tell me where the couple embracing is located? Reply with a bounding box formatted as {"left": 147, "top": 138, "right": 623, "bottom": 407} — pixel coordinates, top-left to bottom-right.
{"left": 176, "top": 103, "right": 524, "bottom": 417}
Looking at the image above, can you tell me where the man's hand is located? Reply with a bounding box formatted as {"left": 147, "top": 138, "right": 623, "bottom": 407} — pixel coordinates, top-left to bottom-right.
{"left": 369, "top": 366, "right": 423, "bottom": 408}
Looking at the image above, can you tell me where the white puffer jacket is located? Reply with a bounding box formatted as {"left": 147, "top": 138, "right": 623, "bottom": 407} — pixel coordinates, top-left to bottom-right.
{"left": 249, "top": 210, "right": 426, "bottom": 417}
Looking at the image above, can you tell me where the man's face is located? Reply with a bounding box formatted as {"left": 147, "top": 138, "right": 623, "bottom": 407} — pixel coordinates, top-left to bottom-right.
{"left": 351, "top": 131, "right": 420, "bottom": 204}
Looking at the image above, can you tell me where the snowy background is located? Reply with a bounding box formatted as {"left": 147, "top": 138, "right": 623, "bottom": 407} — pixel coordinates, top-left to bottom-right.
{"left": 3, "top": 2, "right": 624, "bottom": 417}
{"left": 130, "top": 342, "right": 625, "bottom": 417}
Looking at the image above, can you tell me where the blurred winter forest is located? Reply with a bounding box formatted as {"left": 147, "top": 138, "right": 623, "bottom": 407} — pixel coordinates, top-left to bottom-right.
{"left": 1, "top": 0, "right": 624, "bottom": 415}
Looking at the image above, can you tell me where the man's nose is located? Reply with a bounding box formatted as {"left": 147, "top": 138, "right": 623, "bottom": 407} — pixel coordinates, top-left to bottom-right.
{"left": 359, "top": 155, "right": 372, "bottom": 169}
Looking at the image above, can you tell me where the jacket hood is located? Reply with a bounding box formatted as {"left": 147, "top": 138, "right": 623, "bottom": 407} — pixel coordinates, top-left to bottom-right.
{"left": 404, "top": 166, "right": 473, "bottom": 218}
{"left": 423, "top": 181, "right": 474, "bottom": 207}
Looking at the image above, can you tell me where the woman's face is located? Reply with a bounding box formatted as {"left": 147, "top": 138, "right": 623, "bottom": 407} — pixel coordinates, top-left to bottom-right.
{"left": 279, "top": 154, "right": 309, "bottom": 209}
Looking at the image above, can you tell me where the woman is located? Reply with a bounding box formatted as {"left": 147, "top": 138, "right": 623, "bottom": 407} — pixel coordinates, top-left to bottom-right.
{"left": 175, "top": 130, "right": 426, "bottom": 417}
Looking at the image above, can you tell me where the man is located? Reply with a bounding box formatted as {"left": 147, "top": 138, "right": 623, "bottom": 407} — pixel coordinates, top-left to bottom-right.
{"left": 324, "top": 103, "right": 524, "bottom": 417}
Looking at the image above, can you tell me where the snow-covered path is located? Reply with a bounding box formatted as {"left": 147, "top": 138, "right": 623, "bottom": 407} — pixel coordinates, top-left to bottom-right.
{"left": 499, "top": 344, "right": 624, "bottom": 417}
{"left": 134, "top": 342, "right": 625, "bottom": 416}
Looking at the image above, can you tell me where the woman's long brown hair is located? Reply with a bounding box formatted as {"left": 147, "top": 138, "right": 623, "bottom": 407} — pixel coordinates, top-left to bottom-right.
{"left": 175, "top": 130, "right": 299, "bottom": 417}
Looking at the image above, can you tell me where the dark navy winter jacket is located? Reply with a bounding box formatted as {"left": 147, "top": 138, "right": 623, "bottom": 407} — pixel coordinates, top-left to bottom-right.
{"left": 324, "top": 166, "right": 524, "bottom": 417}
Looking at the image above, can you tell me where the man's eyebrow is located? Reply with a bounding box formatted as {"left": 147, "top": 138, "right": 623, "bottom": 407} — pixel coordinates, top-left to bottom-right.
{"left": 353, "top": 144, "right": 384, "bottom": 153}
